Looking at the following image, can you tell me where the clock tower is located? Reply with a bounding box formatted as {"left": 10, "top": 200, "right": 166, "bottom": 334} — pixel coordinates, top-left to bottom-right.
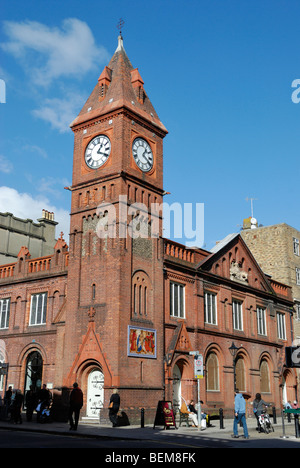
{"left": 62, "top": 33, "right": 168, "bottom": 423}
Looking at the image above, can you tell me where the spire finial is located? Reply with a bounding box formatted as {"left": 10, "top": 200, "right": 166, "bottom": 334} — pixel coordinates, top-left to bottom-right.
{"left": 115, "top": 18, "right": 125, "bottom": 52}
{"left": 117, "top": 18, "right": 125, "bottom": 38}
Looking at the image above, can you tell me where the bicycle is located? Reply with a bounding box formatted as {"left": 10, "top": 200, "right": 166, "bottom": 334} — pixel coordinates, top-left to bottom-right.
{"left": 258, "top": 410, "right": 274, "bottom": 434}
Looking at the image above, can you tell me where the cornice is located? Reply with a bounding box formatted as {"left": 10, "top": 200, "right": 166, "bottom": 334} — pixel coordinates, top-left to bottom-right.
{"left": 70, "top": 101, "right": 168, "bottom": 138}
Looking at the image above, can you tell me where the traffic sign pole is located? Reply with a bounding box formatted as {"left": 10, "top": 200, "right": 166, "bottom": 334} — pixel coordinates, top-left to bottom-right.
{"left": 197, "top": 378, "right": 201, "bottom": 431}
{"left": 190, "top": 352, "right": 203, "bottom": 431}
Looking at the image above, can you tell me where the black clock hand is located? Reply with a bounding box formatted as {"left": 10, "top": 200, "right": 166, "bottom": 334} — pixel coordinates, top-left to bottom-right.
{"left": 141, "top": 148, "right": 151, "bottom": 164}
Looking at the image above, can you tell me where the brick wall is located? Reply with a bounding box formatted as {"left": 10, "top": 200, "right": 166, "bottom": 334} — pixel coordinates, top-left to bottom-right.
{"left": 241, "top": 223, "right": 300, "bottom": 338}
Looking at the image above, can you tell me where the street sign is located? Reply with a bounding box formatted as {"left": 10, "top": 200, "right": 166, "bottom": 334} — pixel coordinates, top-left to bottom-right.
{"left": 0, "top": 363, "right": 8, "bottom": 376}
{"left": 194, "top": 354, "right": 203, "bottom": 379}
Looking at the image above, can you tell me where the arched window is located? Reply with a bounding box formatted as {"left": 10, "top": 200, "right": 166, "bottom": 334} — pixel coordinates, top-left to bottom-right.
{"left": 235, "top": 357, "right": 246, "bottom": 392}
{"left": 92, "top": 284, "right": 96, "bottom": 301}
{"left": 0, "top": 349, "right": 5, "bottom": 391}
{"left": 144, "top": 287, "right": 147, "bottom": 316}
{"left": 206, "top": 352, "right": 219, "bottom": 391}
{"left": 132, "top": 271, "right": 150, "bottom": 317}
{"left": 24, "top": 351, "right": 43, "bottom": 394}
{"left": 260, "top": 359, "right": 270, "bottom": 393}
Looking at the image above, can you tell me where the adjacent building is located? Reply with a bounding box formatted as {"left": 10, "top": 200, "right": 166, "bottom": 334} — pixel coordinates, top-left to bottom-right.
{"left": 0, "top": 210, "right": 57, "bottom": 265}
{"left": 241, "top": 222, "right": 300, "bottom": 339}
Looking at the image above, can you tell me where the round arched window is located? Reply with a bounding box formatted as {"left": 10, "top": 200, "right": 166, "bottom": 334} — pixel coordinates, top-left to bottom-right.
{"left": 24, "top": 351, "right": 43, "bottom": 393}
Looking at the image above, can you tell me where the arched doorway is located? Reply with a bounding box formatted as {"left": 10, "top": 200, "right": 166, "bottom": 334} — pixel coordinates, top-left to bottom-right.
{"left": 0, "top": 346, "right": 7, "bottom": 394}
{"left": 24, "top": 351, "right": 43, "bottom": 394}
{"left": 282, "top": 369, "right": 296, "bottom": 404}
{"left": 172, "top": 364, "right": 181, "bottom": 412}
{"left": 86, "top": 368, "right": 104, "bottom": 420}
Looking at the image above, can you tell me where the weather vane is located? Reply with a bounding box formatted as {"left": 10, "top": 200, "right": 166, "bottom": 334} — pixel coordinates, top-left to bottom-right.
{"left": 117, "top": 18, "right": 125, "bottom": 37}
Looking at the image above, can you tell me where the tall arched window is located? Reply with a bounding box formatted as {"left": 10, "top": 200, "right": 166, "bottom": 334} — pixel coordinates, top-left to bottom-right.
{"left": 206, "top": 352, "right": 219, "bottom": 391}
{"left": 132, "top": 271, "right": 150, "bottom": 317}
{"left": 260, "top": 359, "right": 270, "bottom": 393}
{"left": 0, "top": 349, "right": 5, "bottom": 391}
{"left": 24, "top": 351, "right": 43, "bottom": 394}
{"left": 235, "top": 357, "right": 246, "bottom": 392}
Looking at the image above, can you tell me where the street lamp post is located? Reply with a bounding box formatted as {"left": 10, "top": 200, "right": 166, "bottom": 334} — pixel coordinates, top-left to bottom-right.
{"left": 228, "top": 342, "right": 239, "bottom": 392}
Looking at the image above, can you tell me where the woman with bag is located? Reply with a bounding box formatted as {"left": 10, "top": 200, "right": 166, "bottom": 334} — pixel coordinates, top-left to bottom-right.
{"left": 109, "top": 389, "right": 120, "bottom": 427}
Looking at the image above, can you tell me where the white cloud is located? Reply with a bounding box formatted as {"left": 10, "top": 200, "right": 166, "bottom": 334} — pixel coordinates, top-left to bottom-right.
{"left": 1, "top": 18, "right": 109, "bottom": 86}
{"left": 37, "top": 176, "right": 71, "bottom": 198}
{"left": 0, "top": 186, "right": 70, "bottom": 238}
{"left": 0, "top": 155, "right": 13, "bottom": 173}
{"left": 32, "top": 92, "right": 86, "bottom": 132}
{"left": 1, "top": 18, "right": 109, "bottom": 132}
{"left": 23, "top": 144, "right": 48, "bottom": 159}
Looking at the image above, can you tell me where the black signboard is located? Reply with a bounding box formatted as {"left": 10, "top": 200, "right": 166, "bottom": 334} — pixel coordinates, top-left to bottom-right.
{"left": 0, "top": 363, "right": 8, "bottom": 376}
{"left": 285, "top": 347, "right": 300, "bottom": 368}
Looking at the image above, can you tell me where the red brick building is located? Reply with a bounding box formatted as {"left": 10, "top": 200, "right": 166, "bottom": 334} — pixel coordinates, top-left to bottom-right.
{"left": 0, "top": 35, "right": 296, "bottom": 423}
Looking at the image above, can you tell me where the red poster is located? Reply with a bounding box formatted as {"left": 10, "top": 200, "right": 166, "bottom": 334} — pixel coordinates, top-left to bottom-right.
{"left": 161, "top": 401, "right": 176, "bottom": 428}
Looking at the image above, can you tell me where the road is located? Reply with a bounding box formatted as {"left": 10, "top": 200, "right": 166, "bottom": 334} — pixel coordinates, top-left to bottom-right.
{"left": 1, "top": 427, "right": 300, "bottom": 450}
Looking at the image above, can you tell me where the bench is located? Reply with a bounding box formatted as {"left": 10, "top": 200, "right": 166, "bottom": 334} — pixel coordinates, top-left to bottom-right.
{"left": 179, "top": 410, "right": 191, "bottom": 427}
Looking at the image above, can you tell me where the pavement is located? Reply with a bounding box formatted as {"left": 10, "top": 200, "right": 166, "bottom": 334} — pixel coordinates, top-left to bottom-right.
{"left": 0, "top": 412, "right": 299, "bottom": 444}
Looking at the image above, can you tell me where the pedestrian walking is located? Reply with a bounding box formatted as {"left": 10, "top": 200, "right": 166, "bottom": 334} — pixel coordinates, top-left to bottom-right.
{"left": 25, "top": 385, "right": 37, "bottom": 422}
{"left": 253, "top": 393, "right": 269, "bottom": 431}
{"left": 232, "top": 389, "right": 249, "bottom": 439}
{"left": 4, "top": 386, "right": 12, "bottom": 419}
{"left": 69, "top": 382, "right": 83, "bottom": 431}
{"left": 12, "top": 390, "right": 23, "bottom": 424}
{"left": 109, "top": 389, "right": 120, "bottom": 427}
{"left": 37, "top": 384, "right": 51, "bottom": 406}
{"left": 4, "top": 386, "right": 12, "bottom": 406}
{"left": 36, "top": 384, "right": 52, "bottom": 422}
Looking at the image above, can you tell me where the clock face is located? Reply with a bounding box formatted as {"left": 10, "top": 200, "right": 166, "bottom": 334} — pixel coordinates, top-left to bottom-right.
{"left": 85, "top": 135, "right": 111, "bottom": 169}
{"left": 132, "top": 137, "right": 153, "bottom": 172}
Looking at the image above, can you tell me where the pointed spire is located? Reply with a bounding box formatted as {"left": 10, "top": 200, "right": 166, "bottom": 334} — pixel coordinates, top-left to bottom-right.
{"left": 70, "top": 23, "right": 167, "bottom": 135}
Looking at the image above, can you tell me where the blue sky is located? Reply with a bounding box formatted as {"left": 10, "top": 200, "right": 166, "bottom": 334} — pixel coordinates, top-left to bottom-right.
{"left": 0, "top": 0, "right": 299, "bottom": 251}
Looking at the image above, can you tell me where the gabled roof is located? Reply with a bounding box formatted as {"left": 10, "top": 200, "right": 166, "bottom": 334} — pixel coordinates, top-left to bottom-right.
{"left": 165, "top": 321, "right": 193, "bottom": 365}
{"left": 199, "top": 232, "right": 275, "bottom": 294}
{"left": 70, "top": 35, "right": 167, "bottom": 134}
{"left": 210, "top": 232, "right": 239, "bottom": 254}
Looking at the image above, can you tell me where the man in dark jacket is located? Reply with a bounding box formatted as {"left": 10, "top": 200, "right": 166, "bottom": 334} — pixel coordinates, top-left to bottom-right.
{"left": 69, "top": 382, "right": 83, "bottom": 431}
{"left": 12, "top": 390, "right": 24, "bottom": 424}
{"left": 109, "top": 389, "right": 120, "bottom": 427}
{"left": 25, "top": 385, "right": 37, "bottom": 422}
